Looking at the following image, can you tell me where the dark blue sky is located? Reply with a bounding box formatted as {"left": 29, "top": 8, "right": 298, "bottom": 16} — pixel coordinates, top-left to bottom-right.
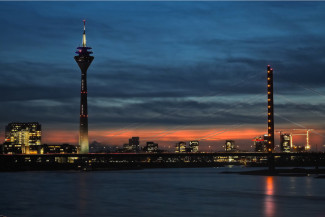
{"left": 1, "top": 2, "right": 325, "bottom": 148}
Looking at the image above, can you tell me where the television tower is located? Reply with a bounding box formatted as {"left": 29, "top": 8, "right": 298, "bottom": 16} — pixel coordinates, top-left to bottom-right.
{"left": 74, "top": 20, "right": 94, "bottom": 154}
{"left": 267, "top": 65, "right": 274, "bottom": 152}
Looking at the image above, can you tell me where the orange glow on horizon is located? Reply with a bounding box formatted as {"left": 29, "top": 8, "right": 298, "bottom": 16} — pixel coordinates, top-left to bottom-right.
{"left": 42, "top": 128, "right": 267, "bottom": 145}
{"left": 40, "top": 127, "right": 325, "bottom": 149}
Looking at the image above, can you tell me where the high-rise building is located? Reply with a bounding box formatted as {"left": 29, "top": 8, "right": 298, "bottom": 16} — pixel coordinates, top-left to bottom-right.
{"left": 264, "top": 134, "right": 271, "bottom": 151}
{"left": 280, "top": 133, "right": 291, "bottom": 153}
{"left": 144, "top": 141, "right": 159, "bottom": 153}
{"left": 253, "top": 136, "right": 266, "bottom": 152}
{"left": 189, "top": 141, "right": 199, "bottom": 153}
{"left": 74, "top": 20, "right": 94, "bottom": 154}
{"left": 128, "top": 137, "right": 140, "bottom": 153}
{"left": 175, "top": 142, "right": 186, "bottom": 153}
{"left": 267, "top": 65, "right": 274, "bottom": 152}
{"left": 225, "top": 140, "right": 235, "bottom": 152}
{"left": 3, "top": 122, "right": 41, "bottom": 154}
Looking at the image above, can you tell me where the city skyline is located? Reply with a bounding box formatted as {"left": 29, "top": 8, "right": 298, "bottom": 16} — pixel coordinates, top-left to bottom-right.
{"left": 1, "top": 2, "right": 325, "bottom": 150}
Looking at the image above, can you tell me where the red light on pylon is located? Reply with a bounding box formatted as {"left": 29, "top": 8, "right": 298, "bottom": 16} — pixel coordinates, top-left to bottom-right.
{"left": 252, "top": 139, "right": 264, "bottom": 142}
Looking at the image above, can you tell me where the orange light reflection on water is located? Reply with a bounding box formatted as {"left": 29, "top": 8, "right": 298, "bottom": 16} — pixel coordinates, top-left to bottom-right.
{"left": 264, "top": 176, "right": 275, "bottom": 217}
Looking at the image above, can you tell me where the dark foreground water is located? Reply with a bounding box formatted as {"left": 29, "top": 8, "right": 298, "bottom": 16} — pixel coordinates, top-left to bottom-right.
{"left": 1, "top": 167, "right": 325, "bottom": 217}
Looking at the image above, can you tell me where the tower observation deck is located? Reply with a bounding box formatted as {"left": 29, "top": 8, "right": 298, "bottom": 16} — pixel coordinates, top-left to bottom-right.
{"left": 74, "top": 20, "right": 94, "bottom": 154}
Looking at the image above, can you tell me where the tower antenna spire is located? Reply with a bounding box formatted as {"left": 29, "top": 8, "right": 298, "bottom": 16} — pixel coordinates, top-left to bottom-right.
{"left": 82, "top": 19, "right": 86, "bottom": 47}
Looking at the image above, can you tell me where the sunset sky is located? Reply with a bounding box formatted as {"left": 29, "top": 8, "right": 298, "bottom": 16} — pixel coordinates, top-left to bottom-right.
{"left": 1, "top": 2, "right": 325, "bottom": 150}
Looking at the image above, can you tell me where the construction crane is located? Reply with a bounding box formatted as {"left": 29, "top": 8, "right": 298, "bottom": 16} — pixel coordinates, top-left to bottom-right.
{"left": 292, "top": 129, "right": 313, "bottom": 150}
{"left": 276, "top": 129, "right": 313, "bottom": 150}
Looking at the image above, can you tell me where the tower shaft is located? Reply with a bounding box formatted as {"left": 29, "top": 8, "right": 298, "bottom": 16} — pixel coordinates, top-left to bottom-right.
{"left": 267, "top": 65, "right": 274, "bottom": 152}
{"left": 74, "top": 21, "right": 94, "bottom": 154}
{"left": 79, "top": 63, "right": 88, "bottom": 153}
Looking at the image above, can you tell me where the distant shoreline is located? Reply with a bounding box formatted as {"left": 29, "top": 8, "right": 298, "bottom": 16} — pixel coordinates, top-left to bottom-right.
{"left": 1, "top": 152, "right": 324, "bottom": 173}
{"left": 221, "top": 168, "right": 325, "bottom": 177}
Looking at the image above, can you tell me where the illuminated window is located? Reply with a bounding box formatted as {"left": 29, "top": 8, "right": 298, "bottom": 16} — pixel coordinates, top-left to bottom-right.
{"left": 268, "top": 106, "right": 271, "bottom": 108}
{"left": 268, "top": 78, "right": 270, "bottom": 80}
{"left": 268, "top": 92, "right": 271, "bottom": 94}
{"left": 268, "top": 120, "right": 271, "bottom": 122}
{"left": 268, "top": 99, "right": 271, "bottom": 101}
{"left": 268, "top": 113, "right": 271, "bottom": 115}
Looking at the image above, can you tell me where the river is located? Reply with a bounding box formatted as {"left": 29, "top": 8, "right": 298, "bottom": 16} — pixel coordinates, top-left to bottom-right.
{"left": 0, "top": 167, "right": 324, "bottom": 217}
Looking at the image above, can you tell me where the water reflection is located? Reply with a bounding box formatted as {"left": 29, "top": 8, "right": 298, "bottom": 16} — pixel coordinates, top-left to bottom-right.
{"left": 77, "top": 174, "right": 89, "bottom": 216}
{"left": 264, "top": 176, "right": 275, "bottom": 217}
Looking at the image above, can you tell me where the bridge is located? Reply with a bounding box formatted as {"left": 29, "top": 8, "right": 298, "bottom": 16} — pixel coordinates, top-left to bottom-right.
{"left": 1, "top": 152, "right": 324, "bottom": 172}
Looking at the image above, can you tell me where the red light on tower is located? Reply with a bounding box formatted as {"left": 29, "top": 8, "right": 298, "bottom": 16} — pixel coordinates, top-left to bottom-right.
{"left": 252, "top": 139, "right": 264, "bottom": 142}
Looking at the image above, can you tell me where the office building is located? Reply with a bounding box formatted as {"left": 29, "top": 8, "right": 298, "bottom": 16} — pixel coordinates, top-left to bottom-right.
{"left": 189, "top": 141, "right": 199, "bottom": 153}
{"left": 144, "top": 141, "right": 158, "bottom": 153}
{"left": 225, "top": 140, "right": 235, "bottom": 152}
{"left": 3, "top": 122, "right": 41, "bottom": 154}
{"left": 253, "top": 136, "right": 266, "bottom": 152}
{"left": 41, "top": 144, "right": 77, "bottom": 154}
{"left": 280, "top": 133, "right": 291, "bottom": 153}
{"left": 175, "top": 142, "right": 186, "bottom": 153}
{"left": 123, "top": 143, "right": 133, "bottom": 152}
{"left": 129, "top": 137, "right": 140, "bottom": 153}
{"left": 123, "top": 137, "right": 140, "bottom": 152}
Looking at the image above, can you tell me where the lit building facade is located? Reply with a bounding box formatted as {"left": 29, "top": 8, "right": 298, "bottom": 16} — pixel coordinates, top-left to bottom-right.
{"left": 175, "top": 142, "right": 186, "bottom": 153}
{"left": 263, "top": 135, "right": 270, "bottom": 152}
{"left": 3, "top": 122, "right": 41, "bottom": 154}
{"left": 144, "top": 142, "right": 158, "bottom": 153}
{"left": 253, "top": 136, "right": 266, "bottom": 152}
{"left": 225, "top": 140, "right": 235, "bottom": 152}
{"left": 74, "top": 20, "right": 94, "bottom": 154}
{"left": 41, "top": 144, "right": 77, "bottom": 154}
{"left": 280, "top": 133, "right": 291, "bottom": 153}
{"left": 189, "top": 141, "right": 199, "bottom": 153}
{"left": 123, "top": 137, "right": 140, "bottom": 153}
{"left": 267, "top": 65, "right": 275, "bottom": 152}
{"left": 123, "top": 143, "right": 133, "bottom": 152}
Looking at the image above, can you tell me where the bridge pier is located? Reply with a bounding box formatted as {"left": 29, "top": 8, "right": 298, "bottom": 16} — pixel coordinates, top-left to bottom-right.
{"left": 315, "top": 153, "right": 319, "bottom": 171}
{"left": 267, "top": 153, "right": 275, "bottom": 173}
